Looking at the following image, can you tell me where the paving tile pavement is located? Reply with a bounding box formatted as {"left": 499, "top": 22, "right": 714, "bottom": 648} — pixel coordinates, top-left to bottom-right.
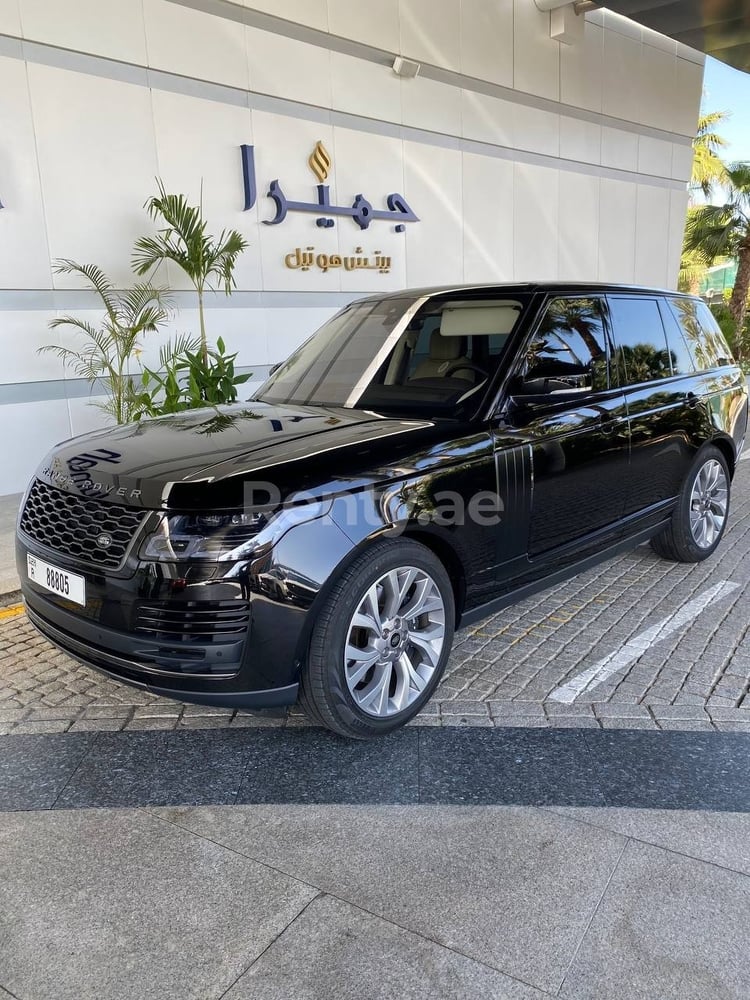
{"left": 2, "top": 461, "right": 750, "bottom": 735}
{"left": 558, "top": 839, "right": 750, "bottom": 1000}
{"left": 153, "top": 799, "right": 750, "bottom": 1000}
{"left": 3, "top": 730, "right": 750, "bottom": 999}
{"left": 155, "top": 802, "right": 627, "bottom": 996}
{"left": 223, "top": 893, "right": 548, "bottom": 1000}
{"left": 0, "top": 808, "right": 317, "bottom": 1000}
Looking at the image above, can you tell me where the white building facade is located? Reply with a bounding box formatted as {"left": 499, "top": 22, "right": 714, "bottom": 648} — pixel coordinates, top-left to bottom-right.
{"left": 0, "top": 0, "right": 705, "bottom": 494}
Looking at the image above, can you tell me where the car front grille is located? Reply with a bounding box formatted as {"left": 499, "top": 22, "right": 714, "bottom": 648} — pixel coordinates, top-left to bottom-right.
{"left": 19, "top": 479, "right": 147, "bottom": 570}
{"left": 134, "top": 601, "right": 251, "bottom": 643}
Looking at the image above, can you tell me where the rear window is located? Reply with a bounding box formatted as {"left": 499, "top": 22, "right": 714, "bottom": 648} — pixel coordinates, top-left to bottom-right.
{"left": 667, "top": 297, "right": 734, "bottom": 371}
{"left": 608, "top": 296, "right": 672, "bottom": 385}
{"left": 657, "top": 300, "right": 695, "bottom": 375}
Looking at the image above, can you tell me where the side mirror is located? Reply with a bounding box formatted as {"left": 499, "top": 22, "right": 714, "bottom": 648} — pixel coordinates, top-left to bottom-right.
{"left": 505, "top": 372, "right": 595, "bottom": 419}
{"left": 510, "top": 371, "right": 593, "bottom": 397}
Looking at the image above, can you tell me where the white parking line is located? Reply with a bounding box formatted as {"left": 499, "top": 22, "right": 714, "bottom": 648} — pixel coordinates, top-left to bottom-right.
{"left": 548, "top": 580, "right": 739, "bottom": 704}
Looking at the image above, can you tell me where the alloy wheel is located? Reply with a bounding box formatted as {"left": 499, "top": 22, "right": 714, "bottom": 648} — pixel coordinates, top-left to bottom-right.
{"left": 689, "top": 458, "right": 728, "bottom": 549}
{"left": 344, "top": 566, "right": 446, "bottom": 718}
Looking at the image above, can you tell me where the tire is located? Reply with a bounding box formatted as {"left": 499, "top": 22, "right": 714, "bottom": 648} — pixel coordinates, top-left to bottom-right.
{"left": 650, "top": 445, "right": 731, "bottom": 563}
{"left": 299, "top": 539, "right": 455, "bottom": 739}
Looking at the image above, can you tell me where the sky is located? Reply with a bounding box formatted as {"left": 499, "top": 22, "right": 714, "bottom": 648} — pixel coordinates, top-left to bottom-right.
{"left": 701, "top": 56, "right": 750, "bottom": 163}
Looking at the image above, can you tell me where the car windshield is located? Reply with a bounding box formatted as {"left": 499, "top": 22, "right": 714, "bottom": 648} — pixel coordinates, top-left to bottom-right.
{"left": 255, "top": 293, "right": 531, "bottom": 416}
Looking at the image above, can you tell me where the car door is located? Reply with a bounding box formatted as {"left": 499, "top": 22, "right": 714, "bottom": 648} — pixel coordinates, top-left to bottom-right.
{"left": 607, "top": 294, "right": 700, "bottom": 517}
{"left": 494, "top": 295, "right": 630, "bottom": 562}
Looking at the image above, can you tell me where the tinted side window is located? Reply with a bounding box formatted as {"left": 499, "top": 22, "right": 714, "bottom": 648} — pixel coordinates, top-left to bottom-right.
{"left": 658, "top": 299, "right": 695, "bottom": 375}
{"left": 609, "top": 296, "right": 672, "bottom": 385}
{"left": 523, "top": 297, "right": 609, "bottom": 392}
{"left": 668, "top": 297, "right": 733, "bottom": 370}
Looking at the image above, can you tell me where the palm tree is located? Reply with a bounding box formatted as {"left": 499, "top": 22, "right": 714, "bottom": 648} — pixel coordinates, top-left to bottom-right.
{"left": 679, "top": 210, "right": 708, "bottom": 294}
{"left": 685, "top": 163, "right": 750, "bottom": 346}
{"left": 40, "top": 260, "right": 171, "bottom": 424}
{"left": 679, "top": 112, "right": 729, "bottom": 294}
{"left": 690, "top": 110, "right": 729, "bottom": 200}
{"left": 132, "top": 180, "right": 248, "bottom": 366}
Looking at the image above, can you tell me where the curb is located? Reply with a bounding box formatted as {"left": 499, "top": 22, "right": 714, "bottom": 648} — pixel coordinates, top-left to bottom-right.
{"left": 0, "top": 573, "right": 20, "bottom": 598}
{"left": 0, "top": 602, "right": 24, "bottom": 622}
{"left": 1, "top": 701, "right": 749, "bottom": 737}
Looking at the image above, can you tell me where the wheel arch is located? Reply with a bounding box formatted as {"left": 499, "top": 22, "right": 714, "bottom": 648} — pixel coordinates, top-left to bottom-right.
{"left": 709, "top": 434, "right": 737, "bottom": 479}
{"left": 290, "top": 524, "right": 467, "bottom": 671}
{"left": 398, "top": 526, "right": 467, "bottom": 625}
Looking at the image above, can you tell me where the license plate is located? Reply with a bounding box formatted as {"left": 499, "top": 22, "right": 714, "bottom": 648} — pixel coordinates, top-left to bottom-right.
{"left": 27, "top": 554, "right": 86, "bottom": 606}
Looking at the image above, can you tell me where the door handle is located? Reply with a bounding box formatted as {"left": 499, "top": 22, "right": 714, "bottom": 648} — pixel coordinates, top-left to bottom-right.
{"left": 685, "top": 392, "right": 700, "bottom": 409}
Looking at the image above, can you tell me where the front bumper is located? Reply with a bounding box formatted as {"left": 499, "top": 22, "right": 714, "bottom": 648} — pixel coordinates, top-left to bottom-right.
{"left": 25, "top": 598, "right": 298, "bottom": 709}
{"left": 16, "top": 499, "right": 356, "bottom": 710}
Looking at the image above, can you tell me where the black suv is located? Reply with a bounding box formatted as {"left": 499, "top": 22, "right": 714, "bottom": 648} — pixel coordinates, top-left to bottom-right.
{"left": 17, "top": 284, "right": 748, "bottom": 737}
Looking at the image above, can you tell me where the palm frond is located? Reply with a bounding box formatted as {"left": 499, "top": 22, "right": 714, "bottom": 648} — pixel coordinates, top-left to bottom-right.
{"left": 121, "top": 281, "right": 171, "bottom": 311}
{"left": 38, "top": 344, "right": 106, "bottom": 381}
{"left": 684, "top": 203, "right": 745, "bottom": 262}
{"left": 136, "top": 180, "right": 209, "bottom": 283}
{"left": 119, "top": 284, "right": 172, "bottom": 329}
{"left": 146, "top": 181, "right": 206, "bottom": 242}
{"left": 205, "top": 229, "right": 249, "bottom": 293}
{"left": 131, "top": 304, "right": 170, "bottom": 335}
{"left": 692, "top": 149, "right": 727, "bottom": 198}
{"left": 696, "top": 111, "right": 730, "bottom": 146}
{"left": 42, "top": 259, "right": 171, "bottom": 423}
{"left": 690, "top": 111, "right": 730, "bottom": 198}
{"left": 49, "top": 315, "right": 110, "bottom": 343}
{"left": 52, "top": 259, "right": 119, "bottom": 322}
{"left": 215, "top": 230, "right": 249, "bottom": 258}
{"left": 158, "top": 333, "right": 201, "bottom": 371}
{"left": 90, "top": 397, "right": 120, "bottom": 422}
{"left": 132, "top": 235, "right": 184, "bottom": 277}
{"left": 725, "top": 162, "right": 750, "bottom": 201}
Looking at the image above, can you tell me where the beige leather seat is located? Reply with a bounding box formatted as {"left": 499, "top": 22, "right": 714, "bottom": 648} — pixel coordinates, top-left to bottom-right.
{"left": 412, "top": 331, "right": 474, "bottom": 381}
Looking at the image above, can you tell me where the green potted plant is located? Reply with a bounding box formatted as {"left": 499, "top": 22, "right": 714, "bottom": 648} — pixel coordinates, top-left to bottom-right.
{"left": 40, "top": 259, "right": 171, "bottom": 425}
{"left": 132, "top": 181, "right": 248, "bottom": 370}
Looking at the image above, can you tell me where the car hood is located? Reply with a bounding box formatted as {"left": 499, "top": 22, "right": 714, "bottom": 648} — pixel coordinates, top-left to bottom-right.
{"left": 34, "top": 401, "right": 451, "bottom": 509}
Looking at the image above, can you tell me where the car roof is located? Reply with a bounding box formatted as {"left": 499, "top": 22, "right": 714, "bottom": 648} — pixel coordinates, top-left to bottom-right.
{"left": 356, "top": 282, "right": 694, "bottom": 303}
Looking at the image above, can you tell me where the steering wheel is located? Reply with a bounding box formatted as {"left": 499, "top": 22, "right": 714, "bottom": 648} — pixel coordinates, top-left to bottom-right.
{"left": 444, "top": 361, "right": 489, "bottom": 380}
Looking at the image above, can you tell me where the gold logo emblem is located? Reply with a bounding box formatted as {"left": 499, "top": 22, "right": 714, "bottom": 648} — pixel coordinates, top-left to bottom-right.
{"left": 308, "top": 141, "right": 332, "bottom": 183}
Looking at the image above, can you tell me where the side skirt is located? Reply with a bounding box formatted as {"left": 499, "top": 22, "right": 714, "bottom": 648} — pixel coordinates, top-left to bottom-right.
{"left": 459, "top": 520, "right": 668, "bottom": 629}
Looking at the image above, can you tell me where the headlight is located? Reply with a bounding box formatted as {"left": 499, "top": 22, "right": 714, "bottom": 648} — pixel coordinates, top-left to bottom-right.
{"left": 139, "top": 512, "right": 264, "bottom": 561}
{"left": 139, "top": 501, "right": 331, "bottom": 562}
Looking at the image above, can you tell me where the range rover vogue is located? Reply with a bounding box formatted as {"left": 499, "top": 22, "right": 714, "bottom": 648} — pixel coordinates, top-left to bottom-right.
{"left": 17, "top": 284, "right": 747, "bottom": 737}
